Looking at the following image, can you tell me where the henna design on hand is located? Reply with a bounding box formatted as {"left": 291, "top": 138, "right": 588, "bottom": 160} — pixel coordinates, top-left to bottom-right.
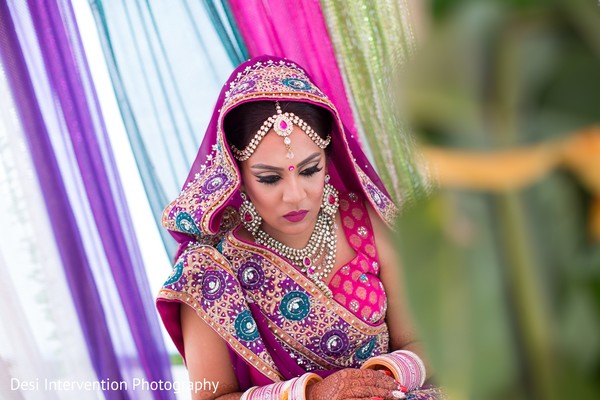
{"left": 307, "top": 369, "right": 399, "bottom": 400}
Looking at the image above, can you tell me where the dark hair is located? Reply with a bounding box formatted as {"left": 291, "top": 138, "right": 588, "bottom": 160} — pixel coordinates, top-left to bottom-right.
{"left": 223, "top": 101, "right": 333, "bottom": 158}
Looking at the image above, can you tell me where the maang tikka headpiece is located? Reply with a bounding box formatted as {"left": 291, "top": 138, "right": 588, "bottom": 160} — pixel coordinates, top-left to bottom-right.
{"left": 230, "top": 101, "right": 331, "bottom": 161}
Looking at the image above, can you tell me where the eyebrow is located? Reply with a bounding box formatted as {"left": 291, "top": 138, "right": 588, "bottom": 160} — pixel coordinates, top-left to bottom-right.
{"left": 250, "top": 152, "right": 321, "bottom": 172}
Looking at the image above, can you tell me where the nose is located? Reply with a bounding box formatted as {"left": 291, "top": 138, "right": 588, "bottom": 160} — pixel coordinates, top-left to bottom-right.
{"left": 282, "top": 175, "right": 306, "bottom": 204}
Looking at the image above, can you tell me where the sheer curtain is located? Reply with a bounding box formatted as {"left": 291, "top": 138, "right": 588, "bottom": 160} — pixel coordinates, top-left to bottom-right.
{"left": 89, "top": 0, "right": 242, "bottom": 258}
{"left": 0, "top": 1, "right": 174, "bottom": 398}
{"left": 320, "top": 0, "right": 429, "bottom": 203}
{"left": 0, "top": 62, "right": 97, "bottom": 400}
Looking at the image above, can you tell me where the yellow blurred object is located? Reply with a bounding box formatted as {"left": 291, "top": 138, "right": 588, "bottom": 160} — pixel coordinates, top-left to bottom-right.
{"left": 422, "top": 126, "right": 600, "bottom": 241}
{"left": 561, "top": 126, "right": 600, "bottom": 241}
{"left": 561, "top": 126, "right": 600, "bottom": 193}
{"left": 422, "top": 143, "right": 562, "bottom": 191}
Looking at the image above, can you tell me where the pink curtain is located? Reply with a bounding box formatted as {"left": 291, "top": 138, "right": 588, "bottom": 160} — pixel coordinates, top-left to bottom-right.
{"left": 227, "top": 0, "right": 358, "bottom": 137}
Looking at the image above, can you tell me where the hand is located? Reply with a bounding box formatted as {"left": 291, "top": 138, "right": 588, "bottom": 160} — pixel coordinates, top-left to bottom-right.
{"left": 306, "top": 368, "right": 403, "bottom": 400}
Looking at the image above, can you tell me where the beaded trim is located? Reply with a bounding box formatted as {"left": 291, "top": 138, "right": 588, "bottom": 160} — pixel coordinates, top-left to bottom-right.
{"left": 157, "top": 245, "right": 283, "bottom": 382}
{"left": 230, "top": 101, "right": 331, "bottom": 161}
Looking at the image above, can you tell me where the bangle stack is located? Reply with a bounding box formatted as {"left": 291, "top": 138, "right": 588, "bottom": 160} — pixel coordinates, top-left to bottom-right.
{"left": 287, "top": 373, "right": 321, "bottom": 400}
{"left": 361, "top": 350, "right": 426, "bottom": 391}
{"left": 240, "top": 372, "right": 322, "bottom": 400}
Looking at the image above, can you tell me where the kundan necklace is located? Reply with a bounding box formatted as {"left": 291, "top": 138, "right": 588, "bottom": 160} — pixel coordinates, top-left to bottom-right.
{"left": 254, "top": 210, "right": 337, "bottom": 297}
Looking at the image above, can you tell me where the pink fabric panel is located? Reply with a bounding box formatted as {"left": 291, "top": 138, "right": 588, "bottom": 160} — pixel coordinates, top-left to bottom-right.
{"left": 228, "top": 0, "right": 358, "bottom": 137}
{"left": 329, "top": 192, "right": 387, "bottom": 325}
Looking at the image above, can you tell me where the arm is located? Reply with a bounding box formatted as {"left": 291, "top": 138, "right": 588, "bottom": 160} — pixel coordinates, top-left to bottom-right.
{"left": 180, "top": 303, "right": 242, "bottom": 400}
{"left": 366, "top": 204, "right": 432, "bottom": 380}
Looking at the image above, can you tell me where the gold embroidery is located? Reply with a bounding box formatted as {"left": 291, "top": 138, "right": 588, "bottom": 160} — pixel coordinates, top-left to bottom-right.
{"left": 339, "top": 198, "right": 350, "bottom": 212}
{"left": 350, "top": 234, "right": 362, "bottom": 248}
{"left": 361, "top": 306, "right": 372, "bottom": 319}
{"left": 369, "top": 291, "right": 378, "bottom": 304}
{"left": 365, "top": 244, "right": 376, "bottom": 258}
{"left": 334, "top": 293, "right": 347, "bottom": 305}
{"left": 343, "top": 280, "right": 354, "bottom": 294}
{"left": 157, "top": 246, "right": 283, "bottom": 381}
{"left": 224, "top": 231, "right": 387, "bottom": 335}
{"left": 352, "top": 207, "right": 364, "bottom": 220}
{"left": 356, "top": 287, "right": 367, "bottom": 300}
{"left": 330, "top": 275, "right": 341, "bottom": 288}
{"left": 343, "top": 216, "right": 355, "bottom": 229}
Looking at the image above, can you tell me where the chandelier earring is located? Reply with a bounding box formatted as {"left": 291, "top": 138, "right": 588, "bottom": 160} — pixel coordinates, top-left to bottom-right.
{"left": 321, "top": 174, "right": 339, "bottom": 217}
{"left": 239, "top": 192, "right": 262, "bottom": 236}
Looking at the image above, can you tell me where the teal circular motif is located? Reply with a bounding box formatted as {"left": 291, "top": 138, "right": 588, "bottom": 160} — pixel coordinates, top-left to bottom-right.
{"left": 164, "top": 262, "right": 184, "bottom": 286}
{"left": 234, "top": 310, "right": 259, "bottom": 342}
{"left": 175, "top": 212, "right": 200, "bottom": 234}
{"left": 356, "top": 338, "right": 376, "bottom": 361}
{"left": 279, "top": 291, "right": 310, "bottom": 321}
{"left": 282, "top": 78, "right": 311, "bottom": 91}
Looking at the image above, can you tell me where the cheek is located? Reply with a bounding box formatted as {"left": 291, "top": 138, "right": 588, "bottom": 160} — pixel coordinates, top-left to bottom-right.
{"left": 242, "top": 178, "right": 278, "bottom": 210}
{"left": 309, "top": 178, "right": 325, "bottom": 201}
{"left": 239, "top": 165, "right": 260, "bottom": 199}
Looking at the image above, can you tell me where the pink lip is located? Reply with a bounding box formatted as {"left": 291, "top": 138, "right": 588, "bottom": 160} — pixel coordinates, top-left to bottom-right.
{"left": 283, "top": 210, "right": 308, "bottom": 222}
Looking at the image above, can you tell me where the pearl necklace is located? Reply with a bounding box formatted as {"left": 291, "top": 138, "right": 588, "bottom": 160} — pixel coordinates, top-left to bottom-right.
{"left": 254, "top": 210, "right": 337, "bottom": 297}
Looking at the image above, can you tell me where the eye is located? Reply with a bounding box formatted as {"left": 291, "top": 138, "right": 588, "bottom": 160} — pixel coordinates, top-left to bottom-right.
{"left": 300, "top": 165, "right": 322, "bottom": 177}
{"left": 257, "top": 175, "right": 281, "bottom": 185}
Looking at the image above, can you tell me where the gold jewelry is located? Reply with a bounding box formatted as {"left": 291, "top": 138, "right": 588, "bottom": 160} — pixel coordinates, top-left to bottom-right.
{"left": 244, "top": 181, "right": 339, "bottom": 296}
{"left": 230, "top": 101, "right": 331, "bottom": 161}
{"left": 239, "top": 192, "right": 261, "bottom": 235}
{"left": 254, "top": 210, "right": 336, "bottom": 297}
{"left": 321, "top": 174, "right": 339, "bottom": 216}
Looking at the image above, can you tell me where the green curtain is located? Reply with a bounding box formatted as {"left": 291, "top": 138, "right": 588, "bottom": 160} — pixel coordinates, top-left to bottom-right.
{"left": 320, "top": 0, "right": 429, "bottom": 205}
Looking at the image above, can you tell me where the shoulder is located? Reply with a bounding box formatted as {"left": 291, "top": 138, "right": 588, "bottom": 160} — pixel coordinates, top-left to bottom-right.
{"left": 160, "top": 241, "right": 237, "bottom": 297}
{"left": 363, "top": 201, "right": 397, "bottom": 267}
{"left": 365, "top": 202, "right": 390, "bottom": 238}
{"left": 179, "top": 242, "right": 230, "bottom": 269}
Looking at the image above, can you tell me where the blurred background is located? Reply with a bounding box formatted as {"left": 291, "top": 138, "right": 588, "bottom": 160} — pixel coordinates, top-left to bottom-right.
{"left": 396, "top": 1, "right": 600, "bottom": 399}
{"left": 0, "top": 0, "right": 598, "bottom": 399}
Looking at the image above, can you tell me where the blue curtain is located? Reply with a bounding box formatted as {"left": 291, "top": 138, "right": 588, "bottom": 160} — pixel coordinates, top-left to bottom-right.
{"left": 89, "top": 0, "right": 246, "bottom": 258}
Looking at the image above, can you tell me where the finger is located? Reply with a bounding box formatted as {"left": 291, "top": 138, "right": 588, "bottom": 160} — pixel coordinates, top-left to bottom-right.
{"left": 352, "top": 370, "right": 399, "bottom": 391}
{"left": 345, "top": 396, "right": 402, "bottom": 400}
{"left": 343, "top": 368, "right": 366, "bottom": 379}
{"left": 359, "top": 368, "right": 398, "bottom": 385}
{"left": 358, "top": 368, "right": 389, "bottom": 379}
{"left": 355, "top": 377, "right": 398, "bottom": 391}
{"left": 344, "top": 385, "right": 404, "bottom": 400}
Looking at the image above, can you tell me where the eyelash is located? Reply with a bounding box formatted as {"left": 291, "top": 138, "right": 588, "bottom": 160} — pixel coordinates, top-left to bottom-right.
{"left": 257, "top": 176, "right": 281, "bottom": 185}
{"left": 256, "top": 165, "right": 322, "bottom": 185}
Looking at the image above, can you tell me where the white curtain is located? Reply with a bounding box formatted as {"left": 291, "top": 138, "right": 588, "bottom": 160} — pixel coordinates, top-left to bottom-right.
{"left": 0, "top": 63, "right": 101, "bottom": 399}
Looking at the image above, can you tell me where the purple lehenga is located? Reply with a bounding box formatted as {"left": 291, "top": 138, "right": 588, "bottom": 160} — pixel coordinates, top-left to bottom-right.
{"left": 156, "top": 56, "right": 442, "bottom": 398}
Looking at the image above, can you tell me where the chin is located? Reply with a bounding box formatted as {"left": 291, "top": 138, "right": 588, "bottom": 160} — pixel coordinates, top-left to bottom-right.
{"left": 280, "top": 220, "right": 309, "bottom": 233}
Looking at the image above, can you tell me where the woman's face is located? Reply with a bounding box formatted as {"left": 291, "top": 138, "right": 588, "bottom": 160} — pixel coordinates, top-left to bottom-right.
{"left": 239, "top": 126, "right": 327, "bottom": 243}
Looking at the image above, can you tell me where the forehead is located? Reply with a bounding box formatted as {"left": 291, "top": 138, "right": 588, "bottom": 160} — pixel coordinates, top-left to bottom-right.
{"left": 246, "top": 127, "right": 324, "bottom": 166}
